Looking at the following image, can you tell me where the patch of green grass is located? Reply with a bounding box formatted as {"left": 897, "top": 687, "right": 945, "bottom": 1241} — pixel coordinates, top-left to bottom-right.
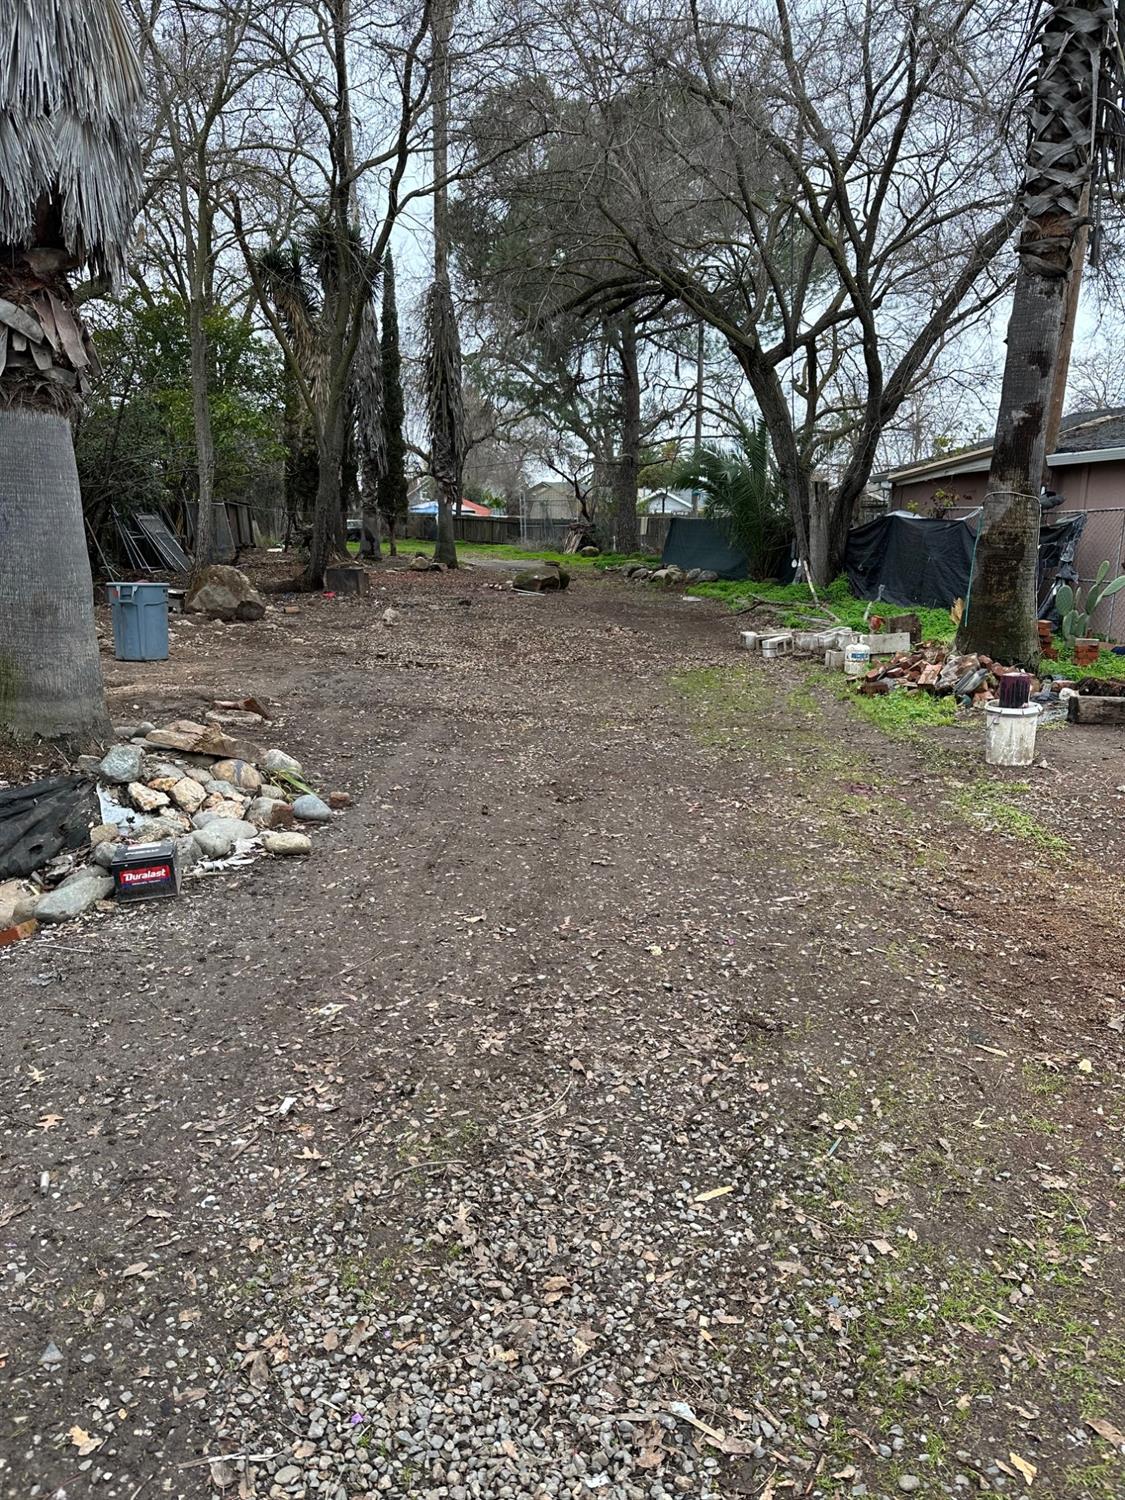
{"left": 374, "top": 537, "right": 654, "bottom": 571}
{"left": 807, "top": 664, "right": 960, "bottom": 739}
{"left": 670, "top": 663, "right": 777, "bottom": 750}
{"left": 1022, "top": 1059, "right": 1069, "bottom": 1097}
{"left": 848, "top": 687, "right": 960, "bottom": 737}
{"left": 951, "top": 781, "right": 1069, "bottom": 853}
{"left": 1050, "top": 645, "right": 1125, "bottom": 683}
{"left": 692, "top": 575, "right": 957, "bottom": 642}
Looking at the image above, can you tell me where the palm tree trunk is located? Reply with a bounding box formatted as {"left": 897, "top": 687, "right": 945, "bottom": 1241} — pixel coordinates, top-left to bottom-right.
{"left": 957, "top": 0, "right": 1111, "bottom": 665}
{"left": 955, "top": 259, "right": 1062, "bottom": 662}
{"left": 0, "top": 409, "right": 110, "bottom": 744}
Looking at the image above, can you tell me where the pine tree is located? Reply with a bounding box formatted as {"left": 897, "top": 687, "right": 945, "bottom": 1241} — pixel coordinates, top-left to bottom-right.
{"left": 377, "top": 250, "right": 409, "bottom": 554}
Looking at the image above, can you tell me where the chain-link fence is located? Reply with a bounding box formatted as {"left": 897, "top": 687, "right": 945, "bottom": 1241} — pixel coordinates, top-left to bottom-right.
{"left": 1058, "top": 508, "right": 1125, "bottom": 640}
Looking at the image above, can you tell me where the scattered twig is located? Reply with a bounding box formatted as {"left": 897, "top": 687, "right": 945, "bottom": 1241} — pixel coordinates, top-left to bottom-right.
{"left": 506, "top": 1079, "right": 573, "bottom": 1128}
{"left": 178, "top": 1450, "right": 281, "bottom": 1469}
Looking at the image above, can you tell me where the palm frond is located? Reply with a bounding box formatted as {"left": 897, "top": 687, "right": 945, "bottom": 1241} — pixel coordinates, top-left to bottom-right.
{"left": 351, "top": 297, "right": 386, "bottom": 493}
{"left": 0, "top": 0, "right": 143, "bottom": 283}
{"left": 682, "top": 421, "right": 792, "bottom": 578}
{"left": 255, "top": 242, "right": 326, "bottom": 413}
{"left": 1016, "top": 1, "right": 1125, "bottom": 264}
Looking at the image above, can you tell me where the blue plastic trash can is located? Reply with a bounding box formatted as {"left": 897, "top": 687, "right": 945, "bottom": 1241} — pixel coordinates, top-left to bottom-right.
{"left": 107, "top": 582, "right": 170, "bottom": 661}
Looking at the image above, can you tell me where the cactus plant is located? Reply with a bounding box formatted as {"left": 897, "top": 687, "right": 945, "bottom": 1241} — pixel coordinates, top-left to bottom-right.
{"left": 1055, "top": 561, "right": 1125, "bottom": 645}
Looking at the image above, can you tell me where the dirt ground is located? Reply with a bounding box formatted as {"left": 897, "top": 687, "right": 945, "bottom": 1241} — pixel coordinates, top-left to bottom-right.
{"left": 1, "top": 558, "right": 1123, "bottom": 1500}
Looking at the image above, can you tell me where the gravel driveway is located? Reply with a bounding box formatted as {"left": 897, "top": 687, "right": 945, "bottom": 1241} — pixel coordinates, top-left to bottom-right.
{"left": 1, "top": 563, "right": 1122, "bottom": 1500}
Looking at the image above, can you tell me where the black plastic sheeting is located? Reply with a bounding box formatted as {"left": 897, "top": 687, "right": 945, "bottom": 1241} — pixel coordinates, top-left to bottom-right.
{"left": 0, "top": 776, "right": 95, "bottom": 881}
{"left": 661, "top": 517, "right": 750, "bottom": 579}
{"left": 845, "top": 512, "right": 1087, "bottom": 613}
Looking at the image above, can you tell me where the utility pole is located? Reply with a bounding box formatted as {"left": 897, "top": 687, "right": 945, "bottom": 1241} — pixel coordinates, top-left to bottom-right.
{"left": 691, "top": 320, "right": 704, "bottom": 513}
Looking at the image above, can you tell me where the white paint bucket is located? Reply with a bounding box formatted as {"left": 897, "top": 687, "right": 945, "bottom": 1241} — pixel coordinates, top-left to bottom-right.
{"left": 740, "top": 630, "right": 760, "bottom": 651}
{"left": 984, "top": 703, "right": 1040, "bottom": 767}
{"left": 844, "top": 643, "right": 871, "bottom": 677}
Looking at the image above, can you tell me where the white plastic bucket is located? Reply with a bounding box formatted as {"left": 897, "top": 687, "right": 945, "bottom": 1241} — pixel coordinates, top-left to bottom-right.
{"left": 985, "top": 703, "right": 1040, "bottom": 766}
{"left": 844, "top": 643, "right": 871, "bottom": 677}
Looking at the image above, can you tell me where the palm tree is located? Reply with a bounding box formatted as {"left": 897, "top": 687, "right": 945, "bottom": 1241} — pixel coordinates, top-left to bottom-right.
{"left": 258, "top": 227, "right": 385, "bottom": 567}
{"left": 958, "top": 0, "right": 1125, "bottom": 664}
{"left": 351, "top": 298, "right": 386, "bottom": 558}
{"left": 682, "top": 422, "right": 793, "bottom": 579}
{"left": 376, "top": 250, "right": 409, "bottom": 554}
{"left": 0, "top": 0, "right": 142, "bottom": 742}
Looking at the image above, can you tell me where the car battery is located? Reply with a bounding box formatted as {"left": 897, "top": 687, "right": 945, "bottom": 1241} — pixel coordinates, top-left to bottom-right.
{"left": 109, "top": 840, "right": 181, "bottom": 902}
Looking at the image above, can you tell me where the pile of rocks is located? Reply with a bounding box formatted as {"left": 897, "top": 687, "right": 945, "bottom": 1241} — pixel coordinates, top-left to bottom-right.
{"left": 612, "top": 563, "right": 719, "bottom": 586}
{"left": 0, "top": 716, "right": 346, "bottom": 931}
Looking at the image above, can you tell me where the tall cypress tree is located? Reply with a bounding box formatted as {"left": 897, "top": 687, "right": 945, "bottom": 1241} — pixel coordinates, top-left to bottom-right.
{"left": 377, "top": 250, "right": 409, "bottom": 553}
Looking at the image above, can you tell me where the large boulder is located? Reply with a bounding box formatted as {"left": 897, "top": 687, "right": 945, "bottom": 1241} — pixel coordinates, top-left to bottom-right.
{"left": 512, "top": 564, "right": 570, "bottom": 593}
{"left": 210, "top": 758, "right": 261, "bottom": 794}
{"left": 263, "top": 748, "right": 302, "bottom": 777}
{"left": 291, "top": 793, "right": 331, "bottom": 823}
{"left": 98, "top": 745, "right": 145, "bottom": 785}
{"left": 192, "top": 819, "right": 258, "bottom": 859}
{"left": 36, "top": 869, "right": 113, "bottom": 924}
{"left": 185, "top": 566, "right": 266, "bottom": 622}
{"left": 262, "top": 831, "right": 311, "bottom": 856}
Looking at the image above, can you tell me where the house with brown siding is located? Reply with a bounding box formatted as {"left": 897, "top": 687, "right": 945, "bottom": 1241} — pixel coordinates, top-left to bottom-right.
{"left": 878, "top": 409, "right": 1125, "bottom": 640}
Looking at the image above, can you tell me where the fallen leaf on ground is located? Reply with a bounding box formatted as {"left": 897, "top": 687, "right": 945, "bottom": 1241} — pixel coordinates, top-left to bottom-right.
{"left": 37, "top": 1114, "right": 63, "bottom": 1131}
{"left": 343, "top": 1319, "right": 369, "bottom": 1354}
{"left": 1086, "top": 1416, "right": 1125, "bottom": 1447}
{"left": 68, "top": 1425, "right": 103, "bottom": 1455}
{"left": 248, "top": 1351, "right": 269, "bottom": 1389}
{"left": 694, "top": 1185, "right": 734, "bottom": 1203}
{"left": 1009, "top": 1452, "right": 1037, "bottom": 1485}
{"left": 209, "top": 1458, "right": 236, "bottom": 1489}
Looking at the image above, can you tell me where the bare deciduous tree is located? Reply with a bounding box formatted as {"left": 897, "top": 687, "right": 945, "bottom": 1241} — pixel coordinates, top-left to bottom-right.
{"left": 467, "top": 0, "right": 1022, "bottom": 582}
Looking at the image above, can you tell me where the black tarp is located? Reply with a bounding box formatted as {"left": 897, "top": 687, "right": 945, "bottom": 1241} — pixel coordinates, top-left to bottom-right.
{"left": 845, "top": 511, "right": 1087, "bottom": 613}
{"left": 0, "top": 776, "right": 95, "bottom": 880}
{"left": 846, "top": 514, "right": 975, "bottom": 607}
{"left": 661, "top": 517, "right": 750, "bottom": 579}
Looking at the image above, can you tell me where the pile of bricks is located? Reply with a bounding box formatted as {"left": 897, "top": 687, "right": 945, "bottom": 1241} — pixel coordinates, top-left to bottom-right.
{"left": 858, "top": 646, "right": 1050, "bottom": 704}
